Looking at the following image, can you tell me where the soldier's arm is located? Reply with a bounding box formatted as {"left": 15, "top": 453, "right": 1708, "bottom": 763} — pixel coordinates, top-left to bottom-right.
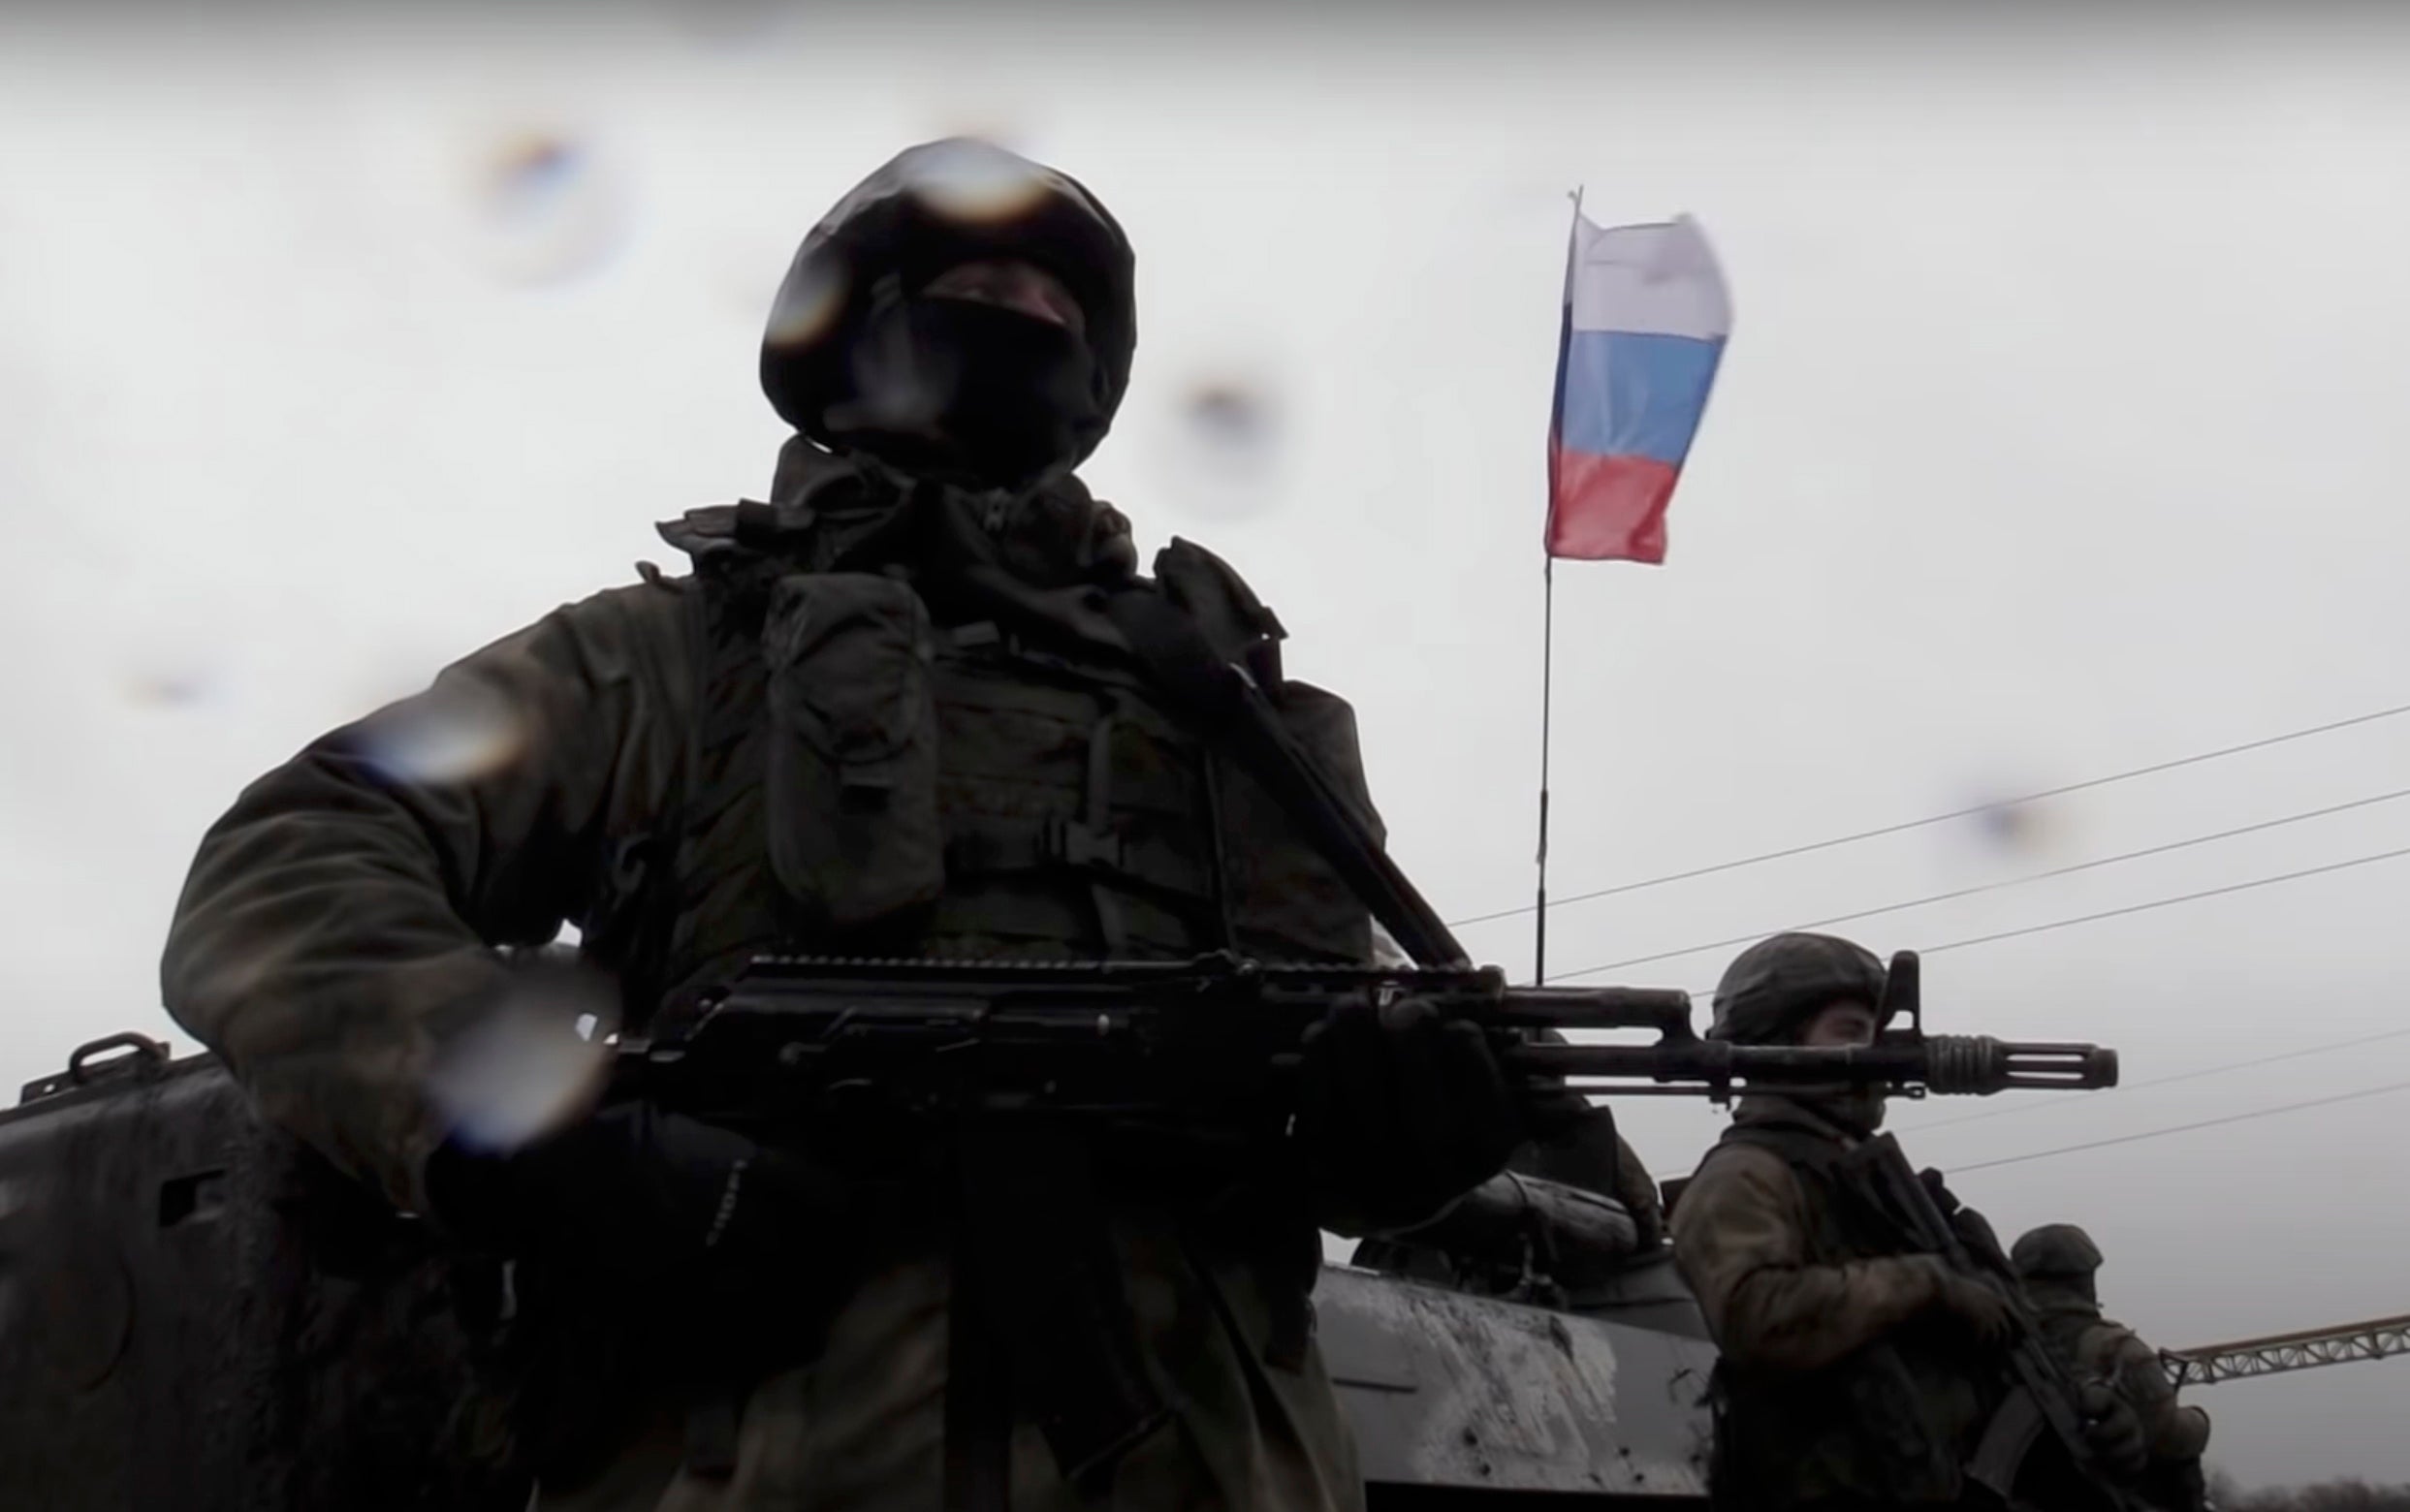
{"left": 2104, "top": 1328, "right": 2211, "bottom": 1460}
{"left": 161, "top": 581, "right": 688, "bottom": 1217}
{"left": 1670, "top": 1144, "right": 1950, "bottom": 1373}
{"left": 1613, "top": 1132, "right": 1666, "bottom": 1249}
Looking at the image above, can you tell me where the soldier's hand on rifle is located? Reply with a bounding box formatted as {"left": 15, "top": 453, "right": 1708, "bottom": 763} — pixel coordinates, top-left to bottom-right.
{"left": 425, "top": 1099, "right": 854, "bottom": 1284}
{"left": 2077, "top": 1381, "right": 2150, "bottom": 1478}
{"left": 1293, "top": 993, "right": 1527, "bottom": 1233}
{"left": 1910, "top": 1257, "right": 2019, "bottom": 1349}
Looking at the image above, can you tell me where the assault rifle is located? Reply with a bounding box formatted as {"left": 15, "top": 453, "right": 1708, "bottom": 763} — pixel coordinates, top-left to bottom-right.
{"left": 1845, "top": 953, "right": 2143, "bottom": 1512}
{"left": 609, "top": 949, "right": 2119, "bottom": 1506}
{"left": 614, "top": 950, "right": 2119, "bottom": 1134}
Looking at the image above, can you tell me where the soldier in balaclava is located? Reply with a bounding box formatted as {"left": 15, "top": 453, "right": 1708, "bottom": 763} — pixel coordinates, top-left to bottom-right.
{"left": 1668, "top": 932, "right": 2146, "bottom": 1510}
{"left": 161, "top": 139, "right": 1538, "bottom": 1512}
{"left": 2015, "top": 1224, "right": 2211, "bottom": 1512}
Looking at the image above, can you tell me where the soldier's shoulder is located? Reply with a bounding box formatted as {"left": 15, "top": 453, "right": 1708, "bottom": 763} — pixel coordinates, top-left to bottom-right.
{"left": 1670, "top": 1140, "right": 1799, "bottom": 1230}
{"left": 1153, "top": 536, "right": 1286, "bottom": 651}
{"left": 528, "top": 569, "right": 689, "bottom": 643}
{"left": 1689, "top": 1138, "right": 1797, "bottom": 1189}
{"left": 474, "top": 566, "right": 699, "bottom": 701}
{"left": 551, "top": 564, "right": 695, "bottom": 631}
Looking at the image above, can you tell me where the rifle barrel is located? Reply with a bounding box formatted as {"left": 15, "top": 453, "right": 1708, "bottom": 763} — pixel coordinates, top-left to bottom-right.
{"left": 1505, "top": 1035, "right": 2119, "bottom": 1095}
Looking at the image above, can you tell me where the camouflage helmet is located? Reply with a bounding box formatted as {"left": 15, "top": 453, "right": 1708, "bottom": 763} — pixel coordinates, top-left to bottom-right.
{"left": 760, "top": 138, "right": 1136, "bottom": 468}
{"left": 2011, "top": 1223, "right": 2105, "bottom": 1279}
{"left": 1706, "top": 932, "right": 1889, "bottom": 1045}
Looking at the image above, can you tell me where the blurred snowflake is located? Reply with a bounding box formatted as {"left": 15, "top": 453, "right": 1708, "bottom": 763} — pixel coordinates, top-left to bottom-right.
{"left": 121, "top": 665, "right": 215, "bottom": 709}
{"left": 1951, "top": 777, "right": 2060, "bottom": 859}
{"left": 656, "top": 0, "right": 792, "bottom": 47}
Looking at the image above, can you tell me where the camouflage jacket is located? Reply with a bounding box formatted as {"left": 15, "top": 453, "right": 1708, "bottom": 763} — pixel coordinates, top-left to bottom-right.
{"left": 1671, "top": 1098, "right": 1952, "bottom": 1372}
{"left": 1671, "top": 1097, "right": 1989, "bottom": 1507}
{"left": 2030, "top": 1291, "right": 2212, "bottom": 1465}
{"left": 161, "top": 443, "right": 1381, "bottom": 1511}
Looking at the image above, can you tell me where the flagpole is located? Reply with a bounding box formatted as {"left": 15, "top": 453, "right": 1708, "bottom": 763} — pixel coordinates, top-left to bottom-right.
{"left": 1534, "top": 552, "right": 1555, "bottom": 984}
{"left": 1536, "top": 185, "right": 1583, "bottom": 988}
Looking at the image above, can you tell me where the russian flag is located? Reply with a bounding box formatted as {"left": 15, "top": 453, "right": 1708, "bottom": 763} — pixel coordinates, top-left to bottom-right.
{"left": 1544, "top": 212, "right": 1731, "bottom": 563}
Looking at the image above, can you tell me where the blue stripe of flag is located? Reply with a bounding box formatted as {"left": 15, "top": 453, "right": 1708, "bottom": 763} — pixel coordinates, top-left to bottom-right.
{"left": 1555, "top": 330, "right": 1728, "bottom": 466}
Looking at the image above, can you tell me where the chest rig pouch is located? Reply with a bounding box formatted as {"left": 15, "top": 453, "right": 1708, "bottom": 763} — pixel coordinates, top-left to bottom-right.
{"left": 757, "top": 572, "right": 946, "bottom": 930}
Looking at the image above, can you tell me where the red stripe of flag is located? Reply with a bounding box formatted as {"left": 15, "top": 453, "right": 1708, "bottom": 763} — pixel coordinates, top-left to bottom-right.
{"left": 1543, "top": 449, "right": 1677, "bottom": 564}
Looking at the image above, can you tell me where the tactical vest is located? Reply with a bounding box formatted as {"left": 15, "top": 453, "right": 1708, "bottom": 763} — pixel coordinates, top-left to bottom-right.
{"left": 1699, "top": 1118, "right": 1993, "bottom": 1510}
{"left": 541, "top": 510, "right": 1372, "bottom": 1482}
{"left": 593, "top": 511, "right": 1377, "bottom": 1027}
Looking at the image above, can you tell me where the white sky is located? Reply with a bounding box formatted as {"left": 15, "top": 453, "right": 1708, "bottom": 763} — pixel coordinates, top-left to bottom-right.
{"left": 3, "top": 2, "right": 2407, "bottom": 1487}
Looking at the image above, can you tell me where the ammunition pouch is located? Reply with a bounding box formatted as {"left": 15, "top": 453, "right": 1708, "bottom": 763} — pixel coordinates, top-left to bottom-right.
{"left": 760, "top": 572, "right": 944, "bottom": 929}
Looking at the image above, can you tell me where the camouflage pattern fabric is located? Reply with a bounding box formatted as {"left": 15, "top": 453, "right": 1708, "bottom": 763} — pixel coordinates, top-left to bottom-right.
{"left": 1670, "top": 1096, "right": 1991, "bottom": 1507}
{"left": 1670, "top": 1099, "right": 1951, "bottom": 1372}
{"left": 1706, "top": 932, "right": 1889, "bottom": 1046}
{"left": 2029, "top": 1287, "right": 2212, "bottom": 1465}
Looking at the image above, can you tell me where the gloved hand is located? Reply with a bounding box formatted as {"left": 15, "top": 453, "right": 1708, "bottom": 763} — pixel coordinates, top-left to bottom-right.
{"left": 1292, "top": 993, "right": 1529, "bottom": 1233}
{"left": 2078, "top": 1381, "right": 2150, "bottom": 1478}
{"left": 1911, "top": 1258, "right": 2019, "bottom": 1349}
{"left": 425, "top": 1099, "right": 849, "bottom": 1283}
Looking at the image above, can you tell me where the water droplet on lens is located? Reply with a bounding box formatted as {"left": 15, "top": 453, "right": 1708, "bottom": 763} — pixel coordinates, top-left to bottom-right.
{"left": 428, "top": 962, "right": 617, "bottom": 1153}
{"left": 468, "top": 129, "right": 629, "bottom": 287}
{"left": 123, "top": 663, "right": 215, "bottom": 709}
{"left": 907, "top": 138, "right": 1050, "bottom": 225}
{"left": 354, "top": 678, "right": 527, "bottom": 785}
{"left": 1151, "top": 368, "right": 1288, "bottom": 521}
{"left": 763, "top": 255, "right": 849, "bottom": 350}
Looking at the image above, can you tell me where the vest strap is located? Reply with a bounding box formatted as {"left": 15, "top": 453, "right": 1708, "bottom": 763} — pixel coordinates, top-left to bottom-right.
{"left": 1097, "top": 583, "right": 1464, "bottom": 966}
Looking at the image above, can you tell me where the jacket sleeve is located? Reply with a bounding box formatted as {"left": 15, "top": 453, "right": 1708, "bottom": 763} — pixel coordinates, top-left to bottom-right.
{"left": 1670, "top": 1144, "right": 1947, "bottom": 1373}
{"left": 160, "top": 582, "right": 688, "bottom": 1216}
{"left": 1613, "top": 1133, "right": 1666, "bottom": 1250}
{"left": 2101, "top": 1327, "right": 2212, "bottom": 1460}
{"left": 1506, "top": 1096, "right": 1666, "bottom": 1250}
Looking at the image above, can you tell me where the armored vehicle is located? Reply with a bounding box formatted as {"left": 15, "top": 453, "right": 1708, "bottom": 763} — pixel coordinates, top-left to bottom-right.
{"left": 0, "top": 1032, "right": 1722, "bottom": 1509}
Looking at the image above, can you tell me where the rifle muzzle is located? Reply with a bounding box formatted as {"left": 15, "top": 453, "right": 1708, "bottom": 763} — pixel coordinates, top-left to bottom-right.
{"left": 1504, "top": 1033, "right": 2121, "bottom": 1097}
{"left": 1923, "top": 1035, "right": 2120, "bottom": 1094}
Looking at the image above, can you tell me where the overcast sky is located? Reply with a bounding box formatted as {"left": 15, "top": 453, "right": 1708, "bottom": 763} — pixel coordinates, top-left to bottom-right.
{"left": 3, "top": 1, "right": 2407, "bottom": 1488}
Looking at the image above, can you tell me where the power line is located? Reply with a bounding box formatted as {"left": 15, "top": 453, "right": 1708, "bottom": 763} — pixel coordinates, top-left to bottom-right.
{"left": 1951, "top": 1080, "right": 2410, "bottom": 1173}
{"left": 1560, "top": 842, "right": 2410, "bottom": 989}
{"left": 1654, "top": 1072, "right": 2410, "bottom": 1184}
{"left": 1447, "top": 699, "right": 2410, "bottom": 930}
{"left": 1560, "top": 786, "right": 2410, "bottom": 977}
{"left": 1893, "top": 1024, "right": 2410, "bottom": 1137}
{"left": 1913, "top": 844, "right": 2410, "bottom": 959}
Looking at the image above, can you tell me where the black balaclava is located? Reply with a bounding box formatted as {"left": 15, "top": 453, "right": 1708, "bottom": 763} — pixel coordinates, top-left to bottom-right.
{"left": 828, "top": 272, "right": 1103, "bottom": 490}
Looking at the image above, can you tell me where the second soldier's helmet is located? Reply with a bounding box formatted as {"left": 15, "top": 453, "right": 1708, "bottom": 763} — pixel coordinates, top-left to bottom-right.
{"left": 1707, "top": 932, "right": 1889, "bottom": 1045}
{"left": 2011, "top": 1223, "right": 2106, "bottom": 1279}
{"left": 759, "top": 138, "right": 1136, "bottom": 470}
